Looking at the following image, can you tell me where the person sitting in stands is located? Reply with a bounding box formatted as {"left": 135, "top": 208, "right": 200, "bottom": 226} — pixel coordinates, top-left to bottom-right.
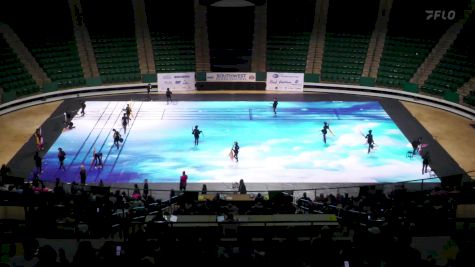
{"left": 298, "top": 192, "right": 313, "bottom": 209}
{"left": 132, "top": 184, "right": 141, "bottom": 200}
{"left": 238, "top": 179, "right": 247, "bottom": 194}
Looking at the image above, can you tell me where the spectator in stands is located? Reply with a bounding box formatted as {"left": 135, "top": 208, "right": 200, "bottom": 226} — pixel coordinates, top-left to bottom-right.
{"left": 143, "top": 179, "right": 149, "bottom": 198}
{"left": 238, "top": 179, "right": 247, "bottom": 194}
{"left": 297, "top": 192, "right": 312, "bottom": 208}
{"left": 0, "top": 163, "right": 11, "bottom": 185}
{"left": 133, "top": 184, "right": 141, "bottom": 199}
{"left": 201, "top": 184, "right": 208, "bottom": 194}
{"left": 57, "top": 248, "right": 69, "bottom": 266}
{"left": 53, "top": 178, "right": 66, "bottom": 200}
{"left": 36, "top": 245, "right": 58, "bottom": 267}
{"left": 180, "top": 171, "right": 188, "bottom": 191}
{"left": 79, "top": 164, "right": 87, "bottom": 185}
{"left": 57, "top": 148, "right": 66, "bottom": 170}
{"left": 34, "top": 151, "right": 42, "bottom": 174}
{"left": 72, "top": 241, "right": 97, "bottom": 266}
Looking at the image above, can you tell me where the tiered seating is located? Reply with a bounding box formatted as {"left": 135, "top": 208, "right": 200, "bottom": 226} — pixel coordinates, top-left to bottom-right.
{"left": 146, "top": 0, "right": 195, "bottom": 73}
{"left": 91, "top": 35, "right": 141, "bottom": 83}
{"left": 376, "top": 0, "right": 458, "bottom": 88}
{"left": 377, "top": 37, "right": 435, "bottom": 87}
{"left": 82, "top": 0, "right": 140, "bottom": 83}
{"left": 28, "top": 39, "right": 85, "bottom": 88}
{"left": 0, "top": 36, "right": 39, "bottom": 101}
{"left": 321, "top": 33, "right": 369, "bottom": 83}
{"left": 267, "top": 33, "right": 309, "bottom": 72}
{"left": 0, "top": 0, "right": 82, "bottom": 96}
{"left": 266, "top": 1, "right": 314, "bottom": 72}
{"left": 321, "top": 0, "right": 378, "bottom": 83}
{"left": 422, "top": 15, "right": 475, "bottom": 97}
{"left": 151, "top": 33, "right": 195, "bottom": 72}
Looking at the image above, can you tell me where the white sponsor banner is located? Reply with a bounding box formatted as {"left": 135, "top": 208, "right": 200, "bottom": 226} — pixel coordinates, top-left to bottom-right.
{"left": 156, "top": 72, "right": 196, "bottom": 91}
{"left": 266, "top": 72, "right": 304, "bottom": 91}
{"left": 206, "top": 72, "right": 256, "bottom": 82}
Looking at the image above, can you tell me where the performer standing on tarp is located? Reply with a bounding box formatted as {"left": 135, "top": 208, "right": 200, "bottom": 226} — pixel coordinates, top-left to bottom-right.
{"left": 166, "top": 88, "right": 173, "bottom": 104}
{"left": 411, "top": 137, "right": 422, "bottom": 156}
{"left": 122, "top": 113, "right": 129, "bottom": 134}
{"left": 192, "top": 125, "right": 203, "bottom": 146}
{"left": 272, "top": 97, "right": 278, "bottom": 115}
{"left": 365, "top": 130, "right": 375, "bottom": 154}
{"left": 113, "top": 129, "right": 122, "bottom": 149}
{"left": 58, "top": 148, "right": 66, "bottom": 170}
{"left": 232, "top": 141, "right": 240, "bottom": 162}
{"left": 321, "top": 122, "right": 332, "bottom": 144}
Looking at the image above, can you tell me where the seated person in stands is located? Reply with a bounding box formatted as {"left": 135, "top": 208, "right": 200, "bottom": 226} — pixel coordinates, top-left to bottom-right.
{"left": 238, "top": 179, "right": 247, "bottom": 194}
{"left": 297, "top": 192, "right": 312, "bottom": 208}
{"left": 0, "top": 163, "right": 11, "bottom": 185}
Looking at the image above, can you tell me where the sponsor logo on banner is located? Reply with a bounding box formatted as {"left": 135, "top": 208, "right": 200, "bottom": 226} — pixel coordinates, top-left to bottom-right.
{"left": 206, "top": 72, "right": 256, "bottom": 82}
{"left": 157, "top": 72, "right": 196, "bottom": 91}
{"left": 266, "top": 72, "right": 304, "bottom": 91}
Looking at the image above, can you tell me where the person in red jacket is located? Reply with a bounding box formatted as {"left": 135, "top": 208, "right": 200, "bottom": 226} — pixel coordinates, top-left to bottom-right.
{"left": 180, "top": 171, "right": 188, "bottom": 191}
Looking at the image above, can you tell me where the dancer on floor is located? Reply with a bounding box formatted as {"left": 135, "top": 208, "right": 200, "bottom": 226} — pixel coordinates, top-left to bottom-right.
{"left": 411, "top": 137, "right": 422, "bottom": 156}
{"left": 365, "top": 130, "right": 375, "bottom": 154}
{"left": 113, "top": 129, "right": 122, "bottom": 149}
{"left": 232, "top": 141, "right": 240, "bottom": 162}
{"left": 422, "top": 151, "right": 431, "bottom": 174}
{"left": 57, "top": 148, "right": 66, "bottom": 170}
{"left": 321, "top": 122, "right": 333, "bottom": 144}
{"left": 81, "top": 102, "right": 86, "bottom": 116}
{"left": 34, "top": 128, "right": 44, "bottom": 151}
{"left": 34, "top": 151, "right": 42, "bottom": 174}
{"left": 192, "top": 125, "right": 203, "bottom": 146}
{"left": 122, "top": 113, "right": 129, "bottom": 134}
{"left": 125, "top": 104, "right": 132, "bottom": 120}
{"left": 166, "top": 88, "right": 173, "bottom": 104}
{"left": 147, "top": 83, "right": 152, "bottom": 101}
{"left": 91, "top": 148, "right": 103, "bottom": 169}
{"left": 272, "top": 97, "right": 278, "bottom": 115}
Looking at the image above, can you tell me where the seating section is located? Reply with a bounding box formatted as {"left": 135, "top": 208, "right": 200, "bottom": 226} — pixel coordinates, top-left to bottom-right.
{"left": 151, "top": 33, "right": 195, "bottom": 73}
{"left": 266, "top": 1, "right": 314, "bottom": 72}
{"left": 377, "top": 37, "right": 435, "bottom": 88}
{"left": 91, "top": 36, "right": 141, "bottom": 83}
{"left": 29, "top": 40, "right": 85, "bottom": 88}
{"left": 321, "top": 0, "right": 378, "bottom": 83}
{"left": 82, "top": 0, "right": 140, "bottom": 83}
{"left": 321, "top": 33, "right": 369, "bottom": 83}
{"left": 0, "top": 35, "right": 39, "bottom": 101}
{"left": 376, "top": 0, "right": 459, "bottom": 88}
{"left": 422, "top": 15, "right": 475, "bottom": 97}
{"left": 146, "top": 0, "right": 195, "bottom": 73}
{"left": 267, "top": 33, "right": 310, "bottom": 72}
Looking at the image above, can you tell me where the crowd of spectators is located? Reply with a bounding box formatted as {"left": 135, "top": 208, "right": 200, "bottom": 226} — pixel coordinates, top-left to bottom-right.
{"left": 1, "top": 177, "right": 475, "bottom": 266}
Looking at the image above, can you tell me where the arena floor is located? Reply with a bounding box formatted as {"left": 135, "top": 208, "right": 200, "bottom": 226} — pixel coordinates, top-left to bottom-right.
{"left": 1, "top": 91, "right": 473, "bottom": 197}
